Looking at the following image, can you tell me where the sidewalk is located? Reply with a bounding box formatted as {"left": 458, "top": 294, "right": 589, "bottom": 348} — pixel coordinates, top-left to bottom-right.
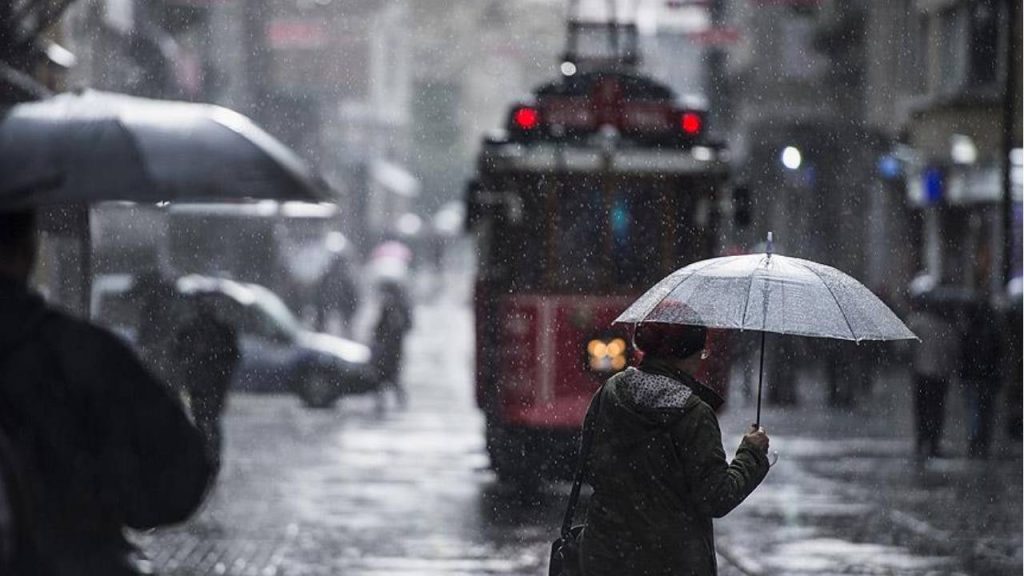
{"left": 713, "top": 368, "right": 1022, "bottom": 576}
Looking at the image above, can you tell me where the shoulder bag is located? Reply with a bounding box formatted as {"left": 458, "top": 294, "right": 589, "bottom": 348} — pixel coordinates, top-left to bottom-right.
{"left": 548, "top": 384, "right": 604, "bottom": 576}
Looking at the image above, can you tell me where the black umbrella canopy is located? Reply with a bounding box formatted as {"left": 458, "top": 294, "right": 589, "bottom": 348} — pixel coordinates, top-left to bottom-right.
{"left": 0, "top": 90, "right": 333, "bottom": 208}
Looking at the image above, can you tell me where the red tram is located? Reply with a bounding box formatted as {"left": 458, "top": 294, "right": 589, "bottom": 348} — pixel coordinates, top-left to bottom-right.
{"left": 466, "top": 21, "right": 731, "bottom": 484}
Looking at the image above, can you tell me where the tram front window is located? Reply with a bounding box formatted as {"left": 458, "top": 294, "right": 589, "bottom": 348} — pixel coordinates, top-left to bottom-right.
{"left": 553, "top": 184, "right": 604, "bottom": 290}
{"left": 550, "top": 180, "right": 664, "bottom": 291}
{"left": 491, "top": 176, "right": 684, "bottom": 291}
{"left": 607, "top": 182, "right": 663, "bottom": 288}
{"left": 490, "top": 176, "right": 701, "bottom": 294}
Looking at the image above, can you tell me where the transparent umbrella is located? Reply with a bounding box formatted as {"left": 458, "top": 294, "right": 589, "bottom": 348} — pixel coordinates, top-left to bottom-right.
{"left": 615, "top": 233, "right": 918, "bottom": 426}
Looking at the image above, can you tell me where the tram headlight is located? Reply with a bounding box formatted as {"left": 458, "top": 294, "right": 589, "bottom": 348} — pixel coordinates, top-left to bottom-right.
{"left": 586, "top": 337, "right": 628, "bottom": 373}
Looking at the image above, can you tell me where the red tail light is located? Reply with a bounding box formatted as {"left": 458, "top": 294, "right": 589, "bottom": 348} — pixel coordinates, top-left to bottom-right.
{"left": 680, "top": 111, "right": 702, "bottom": 136}
{"left": 513, "top": 106, "right": 540, "bottom": 130}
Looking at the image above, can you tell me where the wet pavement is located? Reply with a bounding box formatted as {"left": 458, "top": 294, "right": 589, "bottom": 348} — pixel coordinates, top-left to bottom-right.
{"left": 139, "top": 276, "right": 1022, "bottom": 575}
{"left": 715, "top": 352, "right": 1022, "bottom": 576}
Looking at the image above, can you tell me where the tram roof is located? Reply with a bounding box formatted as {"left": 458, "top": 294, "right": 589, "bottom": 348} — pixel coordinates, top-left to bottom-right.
{"left": 536, "top": 71, "right": 672, "bottom": 100}
{"left": 477, "top": 141, "right": 729, "bottom": 177}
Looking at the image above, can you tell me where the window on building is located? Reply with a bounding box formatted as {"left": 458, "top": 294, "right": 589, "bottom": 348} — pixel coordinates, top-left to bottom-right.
{"left": 968, "top": 0, "right": 1000, "bottom": 87}
{"left": 931, "top": 1, "right": 1002, "bottom": 98}
{"left": 780, "top": 17, "right": 823, "bottom": 79}
{"left": 935, "top": 7, "right": 969, "bottom": 96}
{"left": 896, "top": 2, "right": 926, "bottom": 95}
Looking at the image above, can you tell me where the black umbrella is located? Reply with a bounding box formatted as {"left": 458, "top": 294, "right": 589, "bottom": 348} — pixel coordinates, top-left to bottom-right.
{"left": 0, "top": 89, "right": 332, "bottom": 208}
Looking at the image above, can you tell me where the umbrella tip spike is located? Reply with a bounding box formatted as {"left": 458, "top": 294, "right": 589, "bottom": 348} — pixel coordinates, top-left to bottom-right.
{"left": 767, "top": 231, "right": 774, "bottom": 257}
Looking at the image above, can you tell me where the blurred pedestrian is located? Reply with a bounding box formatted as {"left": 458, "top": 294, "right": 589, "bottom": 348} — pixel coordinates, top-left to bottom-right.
{"left": 173, "top": 300, "right": 241, "bottom": 472}
{"left": 316, "top": 254, "right": 359, "bottom": 336}
{"left": 0, "top": 209, "right": 213, "bottom": 575}
{"left": 958, "top": 301, "right": 1004, "bottom": 458}
{"left": 579, "top": 322, "right": 770, "bottom": 576}
{"left": 132, "top": 269, "right": 180, "bottom": 382}
{"left": 372, "top": 279, "right": 412, "bottom": 411}
{"left": 766, "top": 335, "right": 799, "bottom": 406}
{"left": 822, "top": 338, "right": 851, "bottom": 407}
{"left": 825, "top": 339, "right": 877, "bottom": 408}
{"left": 1005, "top": 287, "right": 1023, "bottom": 442}
{"left": 906, "top": 299, "right": 960, "bottom": 458}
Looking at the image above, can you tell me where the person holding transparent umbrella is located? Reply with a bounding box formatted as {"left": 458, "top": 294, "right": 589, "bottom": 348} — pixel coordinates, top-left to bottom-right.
{"left": 577, "top": 320, "right": 770, "bottom": 576}
{"left": 563, "top": 233, "right": 918, "bottom": 575}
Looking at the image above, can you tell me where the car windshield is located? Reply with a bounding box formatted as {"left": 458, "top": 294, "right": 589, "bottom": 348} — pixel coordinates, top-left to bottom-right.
{"left": 246, "top": 285, "right": 303, "bottom": 338}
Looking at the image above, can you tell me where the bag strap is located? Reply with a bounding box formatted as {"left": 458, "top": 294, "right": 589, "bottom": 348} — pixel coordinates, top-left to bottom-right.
{"left": 559, "top": 384, "right": 605, "bottom": 540}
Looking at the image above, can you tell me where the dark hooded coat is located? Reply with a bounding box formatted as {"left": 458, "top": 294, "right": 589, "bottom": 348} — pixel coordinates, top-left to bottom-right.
{"left": 0, "top": 277, "right": 213, "bottom": 575}
{"left": 579, "top": 359, "right": 769, "bottom": 576}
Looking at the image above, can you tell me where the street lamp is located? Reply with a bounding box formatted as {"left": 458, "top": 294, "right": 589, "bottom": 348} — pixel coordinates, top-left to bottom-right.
{"left": 950, "top": 134, "right": 978, "bottom": 165}
{"left": 781, "top": 146, "right": 802, "bottom": 170}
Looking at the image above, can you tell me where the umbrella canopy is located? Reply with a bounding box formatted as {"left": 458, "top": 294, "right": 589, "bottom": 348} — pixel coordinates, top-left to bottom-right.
{"left": 0, "top": 90, "right": 331, "bottom": 208}
{"left": 615, "top": 246, "right": 916, "bottom": 427}
{"left": 615, "top": 253, "right": 917, "bottom": 342}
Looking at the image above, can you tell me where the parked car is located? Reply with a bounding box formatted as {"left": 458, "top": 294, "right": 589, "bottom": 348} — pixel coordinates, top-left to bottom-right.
{"left": 92, "top": 273, "right": 378, "bottom": 408}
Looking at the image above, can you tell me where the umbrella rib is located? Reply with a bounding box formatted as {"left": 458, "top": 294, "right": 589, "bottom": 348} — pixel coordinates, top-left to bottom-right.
{"left": 636, "top": 257, "right": 725, "bottom": 323}
{"left": 796, "top": 261, "right": 857, "bottom": 340}
{"left": 740, "top": 255, "right": 767, "bottom": 330}
{"left": 110, "top": 115, "right": 159, "bottom": 196}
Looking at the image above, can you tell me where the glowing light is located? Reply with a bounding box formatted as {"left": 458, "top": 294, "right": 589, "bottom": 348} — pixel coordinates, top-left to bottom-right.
{"left": 396, "top": 213, "right": 422, "bottom": 236}
{"left": 950, "top": 134, "right": 977, "bottom": 165}
{"left": 681, "top": 112, "right": 702, "bottom": 135}
{"left": 513, "top": 107, "right": 539, "bottom": 130}
{"left": 781, "top": 146, "right": 802, "bottom": 170}
{"left": 560, "top": 61, "right": 577, "bottom": 76}
{"left": 606, "top": 338, "right": 626, "bottom": 357}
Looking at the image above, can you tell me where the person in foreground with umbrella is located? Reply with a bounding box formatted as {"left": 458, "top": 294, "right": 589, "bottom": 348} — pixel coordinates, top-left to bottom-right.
{"left": 579, "top": 321, "right": 770, "bottom": 576}
{"left": 0, "top": 209, "right": 214, "bottom": 575}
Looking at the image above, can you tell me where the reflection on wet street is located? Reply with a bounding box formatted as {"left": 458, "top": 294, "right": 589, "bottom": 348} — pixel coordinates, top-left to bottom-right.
{"left": 714, "top": 385, "right": 1022, "bottom": 576}
{"left": 138, "top": 297, "right": 569, "bottom": 575}
{"left": 138, "top": 293, "right": 1021, "bottom": 576}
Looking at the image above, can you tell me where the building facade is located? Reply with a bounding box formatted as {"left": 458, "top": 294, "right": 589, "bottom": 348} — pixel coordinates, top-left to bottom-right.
{"left": 820, "top": 0, "right": 1022, "bottom": 301}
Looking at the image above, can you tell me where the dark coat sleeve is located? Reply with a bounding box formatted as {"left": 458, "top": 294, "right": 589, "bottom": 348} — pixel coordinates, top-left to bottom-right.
{"left": 673, "top": 402, "right": 769, "bottom": 519}
{"left": 63, "top": 323, "right": 214, "bottom": 529}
